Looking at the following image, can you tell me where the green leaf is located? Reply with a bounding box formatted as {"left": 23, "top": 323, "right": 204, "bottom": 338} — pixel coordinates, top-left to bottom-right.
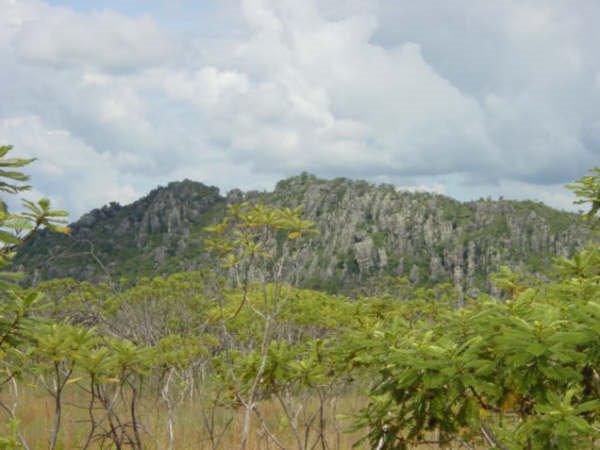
{"left": 574, "top": 400, "right": 600, "bottom": 414}
{"left": 526, "top": 342, "right": 546, "bottom": 357}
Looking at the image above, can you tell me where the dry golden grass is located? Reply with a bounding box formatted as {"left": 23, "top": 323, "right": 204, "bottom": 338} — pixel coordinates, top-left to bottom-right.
{"left": 0, "top": 384, "right": 490, "bottom": 449}
{"left": 0, "top": 384, "right": 370, "bottom": 449}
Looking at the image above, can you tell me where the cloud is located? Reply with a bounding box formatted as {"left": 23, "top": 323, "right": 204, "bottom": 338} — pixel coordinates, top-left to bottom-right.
{"left": 0, "top": 0, "right": 598, "bottom": 217}
{"left": 396, "top": 183, "right": 446, "bottom": 196}
{"left": 372, "top": 0, "right": 600, "bottom": 182}
{"left": 13, "top": 5, "right": 175, "bottom": 70}
{"left": 0, "top": 116, "right": 139, "bottom": 218}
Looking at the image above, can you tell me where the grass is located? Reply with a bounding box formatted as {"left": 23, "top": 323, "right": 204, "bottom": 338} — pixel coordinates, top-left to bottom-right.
{"left": 0, "top": 382, "right": 369, "bottom": 449}
{"left": 0, "top": 385, "right": 502, "bottom": 449}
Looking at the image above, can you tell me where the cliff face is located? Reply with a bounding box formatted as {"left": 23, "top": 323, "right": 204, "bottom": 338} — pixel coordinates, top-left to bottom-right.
{"left": 266, "top": 175, "right": 589, "bottom": 293}
{"left": 14, "top": 174, "right": 592, "bottom": 293}
{"left": 15, "top": 180, "right": 226, "bottom": 282}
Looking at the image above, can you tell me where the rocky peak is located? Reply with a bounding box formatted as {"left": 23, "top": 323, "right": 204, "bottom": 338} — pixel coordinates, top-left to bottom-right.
{"left": 14, "top": 174, "right": 593, "bottom": 294}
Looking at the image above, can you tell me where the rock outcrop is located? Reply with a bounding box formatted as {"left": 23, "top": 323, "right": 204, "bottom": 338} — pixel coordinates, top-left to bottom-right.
{"left": 15, "top": 174, "right": 592, "bottom": 293}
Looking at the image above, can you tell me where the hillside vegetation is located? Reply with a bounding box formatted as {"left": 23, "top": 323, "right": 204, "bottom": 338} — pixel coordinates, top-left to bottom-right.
{"left": 15, "top": 174, "right": 592, "bottom": 295}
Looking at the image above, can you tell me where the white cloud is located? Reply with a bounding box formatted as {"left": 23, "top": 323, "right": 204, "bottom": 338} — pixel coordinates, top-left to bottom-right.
{"left": 0, "top": 116, "right": 139, "bottom": 218}
{"left": 0, "top": 0, "right": 598, "bottom": 217}
{"left": 162, "top": 67, "right": 250, "bottom": 107}
{"left": 13, "top": 5, "right": 174, "bottom": 70}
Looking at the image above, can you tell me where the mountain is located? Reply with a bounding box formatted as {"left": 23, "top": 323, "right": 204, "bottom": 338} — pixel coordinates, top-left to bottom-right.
{"left": 14, "top": 174, "right": 593, "bottom": 294}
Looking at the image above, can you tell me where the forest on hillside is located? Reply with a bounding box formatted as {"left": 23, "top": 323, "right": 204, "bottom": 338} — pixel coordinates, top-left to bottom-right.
{"left": 0, "top": 145, "right": 599, "bottom": 449}
{"left": 14, "top": 172, "right": 590, "bottom": 294}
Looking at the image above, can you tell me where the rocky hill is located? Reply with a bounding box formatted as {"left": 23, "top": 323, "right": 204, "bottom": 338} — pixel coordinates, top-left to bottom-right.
{"left": 14, "top": 174, "right": 593, "bottom": 294}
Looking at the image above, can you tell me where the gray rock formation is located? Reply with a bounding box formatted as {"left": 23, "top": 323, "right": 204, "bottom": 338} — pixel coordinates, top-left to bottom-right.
{"left": 14, "top": 174, "right": 593, "bottom": 293}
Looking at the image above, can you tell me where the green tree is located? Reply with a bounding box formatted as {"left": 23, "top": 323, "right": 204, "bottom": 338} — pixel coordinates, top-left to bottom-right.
{"left": 0, "top": 144, "right": 68, "bottom": 357}
{"left": 354, "top": 168, "right": 600, "bottom": 449}
{"left": 205, "top": 202, "right": 318, "bottom": 450}
{"left": 568, "top": 166, "right": 600, "bottom": 226}
{"left": 0, "top": 145, "right": 69, "bottom": 449}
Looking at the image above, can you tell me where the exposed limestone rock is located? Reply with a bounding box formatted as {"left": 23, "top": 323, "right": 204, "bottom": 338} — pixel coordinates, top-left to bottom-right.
{"left": 353, "top": 238, "right": 375, "bottom": 273}
{"left": 15, "top": 174, "right": 593, "bottom": 293}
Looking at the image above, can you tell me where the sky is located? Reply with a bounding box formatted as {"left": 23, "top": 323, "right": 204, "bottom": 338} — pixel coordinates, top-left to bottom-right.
{"left": 1, "top": 0, "right": 599, "bottom": 220}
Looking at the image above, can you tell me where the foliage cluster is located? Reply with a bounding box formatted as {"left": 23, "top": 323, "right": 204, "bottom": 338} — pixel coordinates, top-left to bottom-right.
{"left": 354, "top": 168, "right": 600, "bottom": 449}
